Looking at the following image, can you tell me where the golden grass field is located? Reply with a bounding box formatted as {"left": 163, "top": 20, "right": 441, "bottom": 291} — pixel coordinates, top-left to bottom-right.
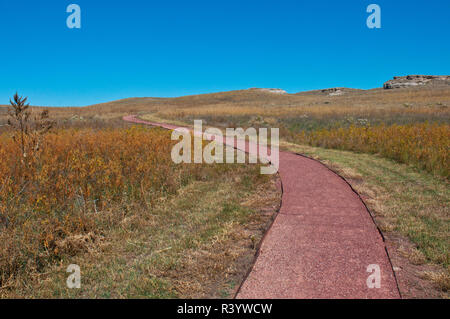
{"left": 0, "top": 84, "right": 449, "bottom": 297}
{"left": 288, "top": 123, "right": 449, "bottom": 178}
{"left": 0, "top": 124, "right": 280, "bottom": 297}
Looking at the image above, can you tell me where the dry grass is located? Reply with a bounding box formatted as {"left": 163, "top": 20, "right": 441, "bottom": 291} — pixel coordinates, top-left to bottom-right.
{"left": 154, "top": 101, "right": 448, "bottom": 120}
{"left": 288, "top": 123, "right": 449, "bottom": 177}
{"left": 0, "top": 126, "right": 183, "bottom": 288}
{"left": 0, "top": 125, "right": 281, "bottom": 297}
{"left": 422, "top": 271, "right": 450, "bottom": 292}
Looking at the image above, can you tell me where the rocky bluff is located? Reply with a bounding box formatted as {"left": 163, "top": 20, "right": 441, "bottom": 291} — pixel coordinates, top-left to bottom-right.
{"left": 383, "top": 75, "right": 450, "bottom": 89}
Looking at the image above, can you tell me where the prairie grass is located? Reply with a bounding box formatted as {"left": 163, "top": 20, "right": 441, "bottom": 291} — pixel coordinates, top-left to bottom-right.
{"left": 0, "top": 127, "right": 182, "bottom": 286}
{"left": 0, "top": 126, "right": 280, "bottom": 297}
{"left": 286, "top": 123, "right": 449, "bottom": 178}
{"left": 156, "top": 104, "right": 449, "bottom": 121}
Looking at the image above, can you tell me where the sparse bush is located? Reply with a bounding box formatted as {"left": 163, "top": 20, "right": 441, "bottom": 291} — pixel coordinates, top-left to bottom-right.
{"left": 7, "top": 93, "right": 54, "bottom": 160}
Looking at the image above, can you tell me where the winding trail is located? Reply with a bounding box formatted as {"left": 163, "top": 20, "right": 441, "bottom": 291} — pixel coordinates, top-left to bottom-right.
{"left": 123, "top": 115, "right": 400, "bottom": 299}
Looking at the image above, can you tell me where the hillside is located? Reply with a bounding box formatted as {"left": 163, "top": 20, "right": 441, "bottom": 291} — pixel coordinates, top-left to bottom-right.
{"left": 1, "top": 75, "right": 449, "bottom": 119}
{"left": 0, "top": 76, "right": 449, "bottom": 298}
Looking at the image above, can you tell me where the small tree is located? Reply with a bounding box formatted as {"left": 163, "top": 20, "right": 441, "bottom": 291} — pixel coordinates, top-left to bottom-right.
{"left": 7, "top": 93, "right": 54, "bottom": 160}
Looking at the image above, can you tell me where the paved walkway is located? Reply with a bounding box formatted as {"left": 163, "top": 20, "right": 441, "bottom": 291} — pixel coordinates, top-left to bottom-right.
{"left": 123, "top": 115, "right": 400, "bottom": 299}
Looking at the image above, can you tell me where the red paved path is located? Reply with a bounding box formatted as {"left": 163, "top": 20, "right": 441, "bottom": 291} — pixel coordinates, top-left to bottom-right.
{"left": 123, "top": 115, "right": 400, "bottom": 299}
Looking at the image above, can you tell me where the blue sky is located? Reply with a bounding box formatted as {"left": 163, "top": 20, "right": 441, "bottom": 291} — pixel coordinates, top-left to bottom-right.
{"left": 0, "top": 0, "right": 449, "bottom": 106}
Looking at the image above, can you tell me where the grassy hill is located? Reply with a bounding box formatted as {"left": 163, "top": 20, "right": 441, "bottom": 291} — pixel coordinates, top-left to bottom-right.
{"left": 0, "top": 82, "right": 448, "bottom": 298}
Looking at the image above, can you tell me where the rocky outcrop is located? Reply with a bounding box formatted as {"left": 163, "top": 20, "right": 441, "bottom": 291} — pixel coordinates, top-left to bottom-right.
{"left": 321, "top": 87, "right": 345, "bottom": 96}
{"left": 383, "top": 75, "right": 450, "bottom": 89}
{"left": 295, "top": 87, "right": 363, "bottom": 96}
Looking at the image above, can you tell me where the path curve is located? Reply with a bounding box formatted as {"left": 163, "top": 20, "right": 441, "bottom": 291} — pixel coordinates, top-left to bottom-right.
{"left": 123, "top": 115, "right": 400, "bottom": 299}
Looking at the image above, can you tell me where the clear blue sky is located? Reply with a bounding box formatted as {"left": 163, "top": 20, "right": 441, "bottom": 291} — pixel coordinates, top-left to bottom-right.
{"left": 0, "top": 0, "right": 449, "bottom": 106}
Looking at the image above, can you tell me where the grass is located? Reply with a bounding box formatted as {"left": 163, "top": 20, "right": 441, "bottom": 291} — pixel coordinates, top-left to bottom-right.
{"left": 285, "top": 123, "right": 449, "bottom": 177}
{"left": 1, "top": 84, "right": 448, "bottom": 298}
{"left": 0, "top": 125, "right": 281, "bottom": 298}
